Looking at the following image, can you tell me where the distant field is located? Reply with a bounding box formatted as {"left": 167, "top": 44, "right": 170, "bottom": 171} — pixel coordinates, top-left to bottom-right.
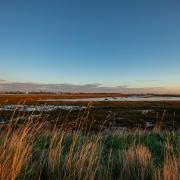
{"left": 0, "top": 93, "right": 127, "bottom": 104}
{"left": 0, "top": 93, "right": 180, "bottom": 130}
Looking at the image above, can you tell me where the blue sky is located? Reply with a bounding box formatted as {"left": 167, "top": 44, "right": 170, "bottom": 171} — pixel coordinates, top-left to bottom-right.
{"left": 0, "top": 0, "right": 180, "bottom": 92}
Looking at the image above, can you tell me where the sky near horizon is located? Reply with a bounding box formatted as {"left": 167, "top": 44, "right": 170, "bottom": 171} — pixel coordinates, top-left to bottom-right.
{"left": 0, "top": 0, "right": 180, "bottom": 93}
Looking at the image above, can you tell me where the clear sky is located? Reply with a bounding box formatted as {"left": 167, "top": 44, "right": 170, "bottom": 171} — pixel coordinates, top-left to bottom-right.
{"left": 0, "top": 0, "right": 180, "bottom": 93}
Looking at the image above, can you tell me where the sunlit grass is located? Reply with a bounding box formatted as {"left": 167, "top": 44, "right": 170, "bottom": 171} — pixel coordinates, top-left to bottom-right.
{"left": 0, "top": 111, "right": 179, "bottom": 180}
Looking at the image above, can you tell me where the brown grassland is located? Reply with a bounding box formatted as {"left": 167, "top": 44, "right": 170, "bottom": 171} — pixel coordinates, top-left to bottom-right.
{"left": 0, "top": 94, "right": 179, "bottom": 179}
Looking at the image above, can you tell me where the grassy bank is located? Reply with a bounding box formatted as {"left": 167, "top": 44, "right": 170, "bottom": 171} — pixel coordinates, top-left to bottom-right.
{"left": 0, "top": 117, "right": 179, "bottom": 180}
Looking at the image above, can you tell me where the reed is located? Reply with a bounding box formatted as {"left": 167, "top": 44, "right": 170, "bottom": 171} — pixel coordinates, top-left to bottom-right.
{"left": 0, "top": 112, "right": 179, "bottom": 180}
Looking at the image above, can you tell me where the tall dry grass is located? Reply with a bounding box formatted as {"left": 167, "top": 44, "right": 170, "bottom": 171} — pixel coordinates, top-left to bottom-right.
{"left": 0, "top": 117, "right": 44, "bottom": 180}
{"left": 121, "top": 145, "right": 154, "bottom": 180}
{"left": 0, "top": 111, "right": 179, "bottom": 180}
{"left": 155, "top": 153, "right": 180, "bottom": 180}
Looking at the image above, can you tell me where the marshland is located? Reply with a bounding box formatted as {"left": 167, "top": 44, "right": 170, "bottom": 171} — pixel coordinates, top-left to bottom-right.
{"left": 0, "top": 93, "right": 179, "bottom": 179}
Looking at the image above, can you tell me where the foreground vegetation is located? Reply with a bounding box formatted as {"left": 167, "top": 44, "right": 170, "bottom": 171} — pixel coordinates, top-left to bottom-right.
{"left": 0, "top": 114, "right": 179, "bottom": 180}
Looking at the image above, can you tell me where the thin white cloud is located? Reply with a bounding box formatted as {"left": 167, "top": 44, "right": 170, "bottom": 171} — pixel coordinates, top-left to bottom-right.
{"left": 0, "top": 79, "right": 9, "bottom": 83}
{"left": 0, "top": 80, "right": 176, "bottom": 94}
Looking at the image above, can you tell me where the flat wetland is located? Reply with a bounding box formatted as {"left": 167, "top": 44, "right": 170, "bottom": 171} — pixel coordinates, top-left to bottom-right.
{"left": 0, "top": 93, "right": 180, "bottom": 179}
{"left": 0, "top": 93, "right": 180, "bottom": 131}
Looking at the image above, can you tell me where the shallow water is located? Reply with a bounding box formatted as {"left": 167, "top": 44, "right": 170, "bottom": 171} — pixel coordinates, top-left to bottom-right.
{"left": 0, "top": 105, "right": 86, "bottom": 112}
{"left": 45, "top": 96, "right": 180, "bottom": 102}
